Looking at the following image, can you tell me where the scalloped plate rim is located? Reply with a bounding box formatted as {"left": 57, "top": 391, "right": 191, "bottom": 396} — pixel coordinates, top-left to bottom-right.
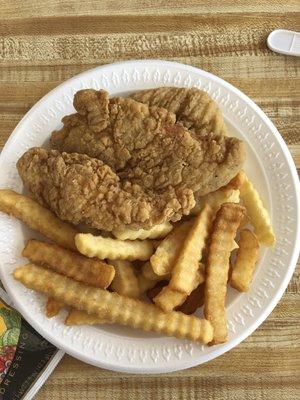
{"left": 0, "top": 60, "right": 299, "bottom": 374}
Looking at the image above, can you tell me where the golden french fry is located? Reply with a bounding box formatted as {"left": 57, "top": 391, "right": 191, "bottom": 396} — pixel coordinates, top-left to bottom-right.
{"left": 65, "top": 309, "right": 110, "bottom": 326}
{"left": 14, "top": 264, "right": 213, "bottom": 344}
{"left": 227, "top": 190, "right": 240, "bottom": 204}
{"left": 154, "top": 268, "right": 204, "bottom": 312}
{"left": 153, "top": 287, "right": 186, "bottom": 313}
{"left": 45, "top": 298, "right": 64, "bottom": 318}
{"left": 205, "top": 240, "right": 237, "bottom": 266}
{"left": 109, "top": 259, "right": 140, "bottom": 298}
{"left": 204, "top": 203, "right": 245, "bottom": 344}
{"left": 191, "top": 172, "right": 244, "bottom": 215}
{"left": 170, "top": 205, "right": 213, "bottom": 294}
{"left": 75, "top": 233, "right": 154, "bottom": 261}
{"left": 150, "top": 220, "right": 193, "bottom": 276}
{"left": 112, "top": 222, "right": 173, "bottom": 240}
{"left": 142, "top": 262, "right": 168, "bottom": 281}
{"left": 240, "top": 176, "right": 275, "bottom": 246}
{"left": 230, "top": 229, "right": 260, "bottom": 292}
{"left": 225, "top": 171, "right": 246, "bottom": 190}
{"left": 147, "top": 281, "right": 205, "bottom": 315}
{"left": 22, "top": 239, "right": 115, "bottom": 288}
{"left": 137, "top": 273, "right": 157, "bottom": 294}
{"left": 192, "top": 188, "right": 240, "bottom": 215}
{"left": 0, "top": 189, "right": 77, "bottom": 250}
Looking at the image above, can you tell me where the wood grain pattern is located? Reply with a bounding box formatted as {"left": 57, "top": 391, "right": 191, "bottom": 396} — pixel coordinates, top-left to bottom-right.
{"left": 0, "top": 2, "right": 299, "bottom": 399}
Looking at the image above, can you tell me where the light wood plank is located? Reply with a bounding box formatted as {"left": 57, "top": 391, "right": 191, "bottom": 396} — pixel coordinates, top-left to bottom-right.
{"left": 0, "top": 0, "right": 299, "bottom": 18}
{"left": 0, "top": 4, "right": 299, "bottom": 399}
{"left": 0, "top": 14, "right": 299, "bottom": 65}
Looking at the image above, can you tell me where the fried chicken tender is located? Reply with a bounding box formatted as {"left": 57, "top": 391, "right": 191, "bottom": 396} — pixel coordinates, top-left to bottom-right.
{"left": 18, "top": 90, "right": 245, "bottom": 231}
{"left": 130, "top": 86, "right": 228, "bottom": 137}
{"left": 17, "top": 148, "right": 194, "bottom": 231}
{"left": 51, "top": 89, "right": 245, "bottom": 197}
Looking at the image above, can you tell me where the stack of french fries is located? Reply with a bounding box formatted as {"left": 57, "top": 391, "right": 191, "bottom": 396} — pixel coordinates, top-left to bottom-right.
{"left": 0, "top": 171, "right": 275, "bottom": 345}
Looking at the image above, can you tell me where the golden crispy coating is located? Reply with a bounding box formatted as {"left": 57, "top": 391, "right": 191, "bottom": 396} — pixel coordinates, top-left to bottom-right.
{"left": 18, "top": 91, "right": 245, "bottom": 230}
{"left": 17, "top": 148, "right": 196, "bottom": 232}
{"left": 51, "top": 90, "right": 244, "bottom": 198}
{"left": 131, "top": 87, "right": 228, "bottom": 137}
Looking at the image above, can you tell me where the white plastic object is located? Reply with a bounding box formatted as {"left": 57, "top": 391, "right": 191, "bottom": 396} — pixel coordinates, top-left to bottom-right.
{"left": 267, "top": 29, "right": 300, "bottom": 56}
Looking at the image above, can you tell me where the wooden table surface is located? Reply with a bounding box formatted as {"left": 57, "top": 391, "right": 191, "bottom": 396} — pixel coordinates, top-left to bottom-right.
{"left": 1, "top": 1, "right": 299, "bottom": 399}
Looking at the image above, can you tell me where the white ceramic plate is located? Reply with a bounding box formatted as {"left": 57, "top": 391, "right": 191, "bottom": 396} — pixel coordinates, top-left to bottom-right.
{"left": 0, "top": 60, "right": 299, "bottom": 374}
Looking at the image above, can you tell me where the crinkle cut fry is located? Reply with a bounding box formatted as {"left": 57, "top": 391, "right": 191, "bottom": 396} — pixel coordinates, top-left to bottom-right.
{"left": 192, "top": 188, "right": 240, "bottom": 216}
{"left": 150, "top": 220, "right": 193, "bottom": 276}
{"left": 0, "top": 189, "right": 77, "bottom": 250}
{"left": 66, "top": 260, "right": 140, "bottom": 325}
{"left": 112, "top": 222, "right": 173, "bottom": 240}
{"left": 191, "top": 171, "right": 244, "bottom": 216}
{"left": 22, "top": 239, "right": 115, "bottom": 289}
{"left": 240, "top": 176, "right": 275, "bottom": 246}
{"left": 142, "top": 261, "right": 168, "bottom": 282}
{"left": 147, "top": 281, "right": 205, "bottom": 315}
{"left": 170, "top": 204, "right": 213, "bottom": 294}
{"left": 224, "top": 170, "right": 246, "bottom": 190}
{"left": 75, "top": 233, "right": 154, "bottom": 261}
{"left": 230, "top": 229, "right": 260, "bottom": 292}
{"left": 154, "top": 266, "right": 205, "bottom": 312}
{"left": 66, "top": 260, "right": 139, "bottom": 324}
{"left": 204, "top": 202, "right": 245, "bottom": 344}
{"left": 153, "top": 286, "right": 187, "bottom": 313}
{"left": 14, "top": 264, "right": 213, "bottom": 344}
{"left": 109, "top": 260, "right": 140, "bottom": 298}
